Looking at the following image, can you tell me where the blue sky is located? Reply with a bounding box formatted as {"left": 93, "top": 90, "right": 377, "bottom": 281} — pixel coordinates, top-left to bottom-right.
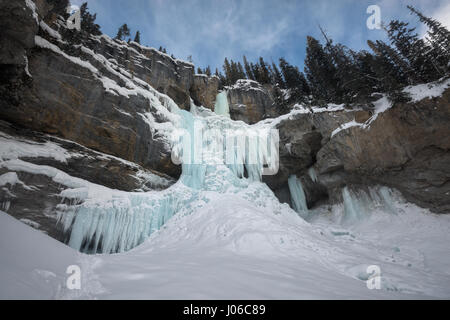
{"left": 71, "top": 0, "right": 450, "bottom": 72}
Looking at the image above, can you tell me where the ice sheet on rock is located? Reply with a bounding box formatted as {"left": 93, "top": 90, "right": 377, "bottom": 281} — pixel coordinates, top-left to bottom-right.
{"left": 288, "top": 175, "right": 308, "bottom": 218}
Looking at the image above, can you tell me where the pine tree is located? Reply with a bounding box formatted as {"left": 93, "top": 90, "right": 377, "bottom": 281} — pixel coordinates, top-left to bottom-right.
{"left": 223, "top": 58, "right": 232, "bottom": 86}
{"left": 258, "top": 57, "right": 271, "bottom": 84}
{"left": 304, "top": 36, "right": 339, "bottom": 102}
{"left": 407, "top": 6, "right": 450, "bottom": 75}
{"left": 197, "top": 67, "right": 203, "bottom": 74}
{"left": 133, "top": 31, "right": 141, "bottom": 44}
{"left": 408, "top": 6, "right": 450, "bottom": 53}
{"left": 385, "top": 20, "right": 436, "bottom": 82}
{"left": 279, "top": 58, "right": 310, "bottom": 102}
{"left": 79, "top": 3, "right": 101, "bottom": 35}
{"left": 205, "top": 66, "right": 212, "bottom": 77}
{"left": 243, "top": 56, "right": 254, "bottom": 80}
{"left": 367, "top": 40, "right": 406, "bottom": 96}
{"left": 271, "top": 62, "right": 285, "bottom": 88}
{"left": 251, "top": 63, "right": 261, "bottom": 83}
{"left": 116, "top": 24, "right": 131, "bottom": 41}
{"left": 237, "top": 62, "right": 246, "bottom": 80}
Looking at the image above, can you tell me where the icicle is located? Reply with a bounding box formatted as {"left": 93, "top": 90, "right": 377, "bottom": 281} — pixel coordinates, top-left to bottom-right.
{"left": 342, "top": 187, "right": 368, "bottom": 224}
{"left": 288, "top": 175, "right": 308, "bottom": 219}
{"left": 214, "top": 91, "right": 230, "bottom": 117}
{"left": 308, "top": 167, "right": 318, "bottom": 183}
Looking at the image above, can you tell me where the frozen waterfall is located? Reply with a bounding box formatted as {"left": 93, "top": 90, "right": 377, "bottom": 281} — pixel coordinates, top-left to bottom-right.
{"left": 59, "top": 95, "right": 280, "bottom": 254}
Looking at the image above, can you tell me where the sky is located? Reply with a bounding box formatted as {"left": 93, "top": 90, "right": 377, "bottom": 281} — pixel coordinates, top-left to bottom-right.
{"left": 71, "top": 0, "right": 450, "bottom": 72}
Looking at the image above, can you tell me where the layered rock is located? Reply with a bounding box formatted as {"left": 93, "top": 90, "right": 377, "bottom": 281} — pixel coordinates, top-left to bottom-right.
{"left": 0, "top": 1, "right": 187, "bottom": 179}
{"left": 226, "top": 80, "right": 275, "bottom": 124}
{"left": 190, "top": 74, "right": 220, "bottom": 110}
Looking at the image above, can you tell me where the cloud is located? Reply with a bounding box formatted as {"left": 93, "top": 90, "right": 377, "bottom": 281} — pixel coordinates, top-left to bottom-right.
{"left": 68, "top": 0, "right": 450, "bottom": 71}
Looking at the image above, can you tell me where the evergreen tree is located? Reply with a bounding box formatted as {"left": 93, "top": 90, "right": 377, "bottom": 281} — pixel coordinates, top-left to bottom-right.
{"left": 237, "top": 62, "right": 246, "bottom": 80}
{"left": 133, "top": 31, "right": 141, "bottom": 44}
{"left": 279, "top": 58, "right": 310, "bottom": 102}
{"left": 197, "top": 67, "right": 203, "bottom": 74}
{"left": 408, "top": 6, "right": 450, "bottom": 74}
{"left": 386, "top": 20, "right": 437, "bottom": 82}
{"left": 251, "top": 63, "right": 261, "bottom": 83}
{"left": 271, "top": 62, "right": 285, "bottom": 88}
{"left": 204, "top": 66, "right": 212, "bottom": 77}
{"left": 367, "top": 40, "right": 406, "bottom": 96}
{"left": 258, "top": 57, "right": 271, "bottom": 84}
{"left": 79, "top": 2, "right": 101, "bottom": 35}
{"left": 116, "top": 24, "right": 131, "bottom": 41}
{"left": 243, "top": 56, "right": 254, "bottom": 80}
{"left": 408, "top": 6, "right": 450, "bottom": 53}
{"left": 304, "top": 36, "right": 339, "bottom": 102}
{"left": 223, "top": 58, "right": 232, "bottom": 86}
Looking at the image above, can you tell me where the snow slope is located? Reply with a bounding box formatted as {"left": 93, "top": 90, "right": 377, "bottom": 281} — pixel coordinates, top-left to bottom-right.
{"left": 1, "top": 187, "right": 449, "bottom": 299}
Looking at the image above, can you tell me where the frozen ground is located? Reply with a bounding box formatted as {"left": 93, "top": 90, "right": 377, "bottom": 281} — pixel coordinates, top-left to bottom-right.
{"left": 1, "top": 188, "right": 449, "bottom": 300}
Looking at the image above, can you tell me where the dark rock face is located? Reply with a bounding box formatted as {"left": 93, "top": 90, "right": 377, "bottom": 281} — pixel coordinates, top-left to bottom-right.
{"left": 0, "top": 0, "right": 38, "bottom": 108}
{"left": 0, "top": 170, "right": 66, "bottom": 241}
{"left": 190, "top": 74, "right": 219, "bottom": 110}
{"left": 0, "top": 0, "right": 38, "bottom": 65}
{"left": 227, "top": 80, "right": 275, "bottom": 124}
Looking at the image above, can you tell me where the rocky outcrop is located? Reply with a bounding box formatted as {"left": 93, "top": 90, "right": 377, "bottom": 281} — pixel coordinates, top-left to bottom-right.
{"left": 190, "top": 74, "right": 220, "bottom": 110}
{"left": 226, "top": 80, "right": 275, "bottom": 124}
{"left": 265, "top": 87, "right": 450, "bottom": 213}
{"left": 316, "top": 90, "right": 450, "bottom": 213}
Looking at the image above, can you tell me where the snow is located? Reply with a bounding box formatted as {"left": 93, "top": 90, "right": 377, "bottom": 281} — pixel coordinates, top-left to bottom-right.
{"left": 0, "top": 132, "right": 70, "bottom": 162}
{"left": 331, "top": 120, "right": 363, "bottom": 137}
{"left": 1, "top": 187, "right": 450, "bottom": 299}
{"left": 403, "top": 78, "right": 450, "bottom": 102}
{"left": 25, "top": 0, "right": 38, "bottom": 25}
{"left": 39, "top": 21, "right": 62, "bottom": 40}
{"left": 0, "top": 172, "right": 35, "bottom": 191}
{"left": 330, "top": 95, "right": 392, "bottom": 137}
{"left": 35, "top": 36, "right": 99, "bottom": 74}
